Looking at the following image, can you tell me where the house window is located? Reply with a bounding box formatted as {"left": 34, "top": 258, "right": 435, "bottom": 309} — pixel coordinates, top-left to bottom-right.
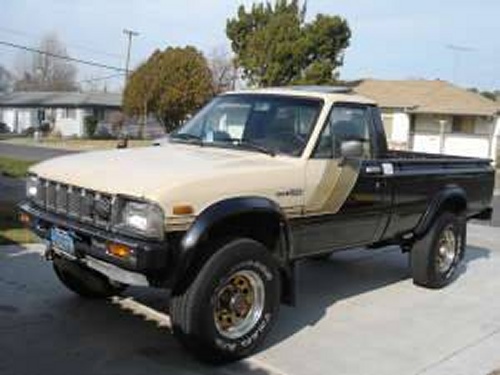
{"left": 62, "top": 108, "right": 77, "bottom": 119}
{"left": 452, "top": 116, "right": 475, "bottom": 134}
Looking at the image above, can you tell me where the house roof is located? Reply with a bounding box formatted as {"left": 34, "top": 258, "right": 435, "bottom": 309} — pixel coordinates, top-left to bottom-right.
{"left": 354, "top": 79, "right": 499, "bottom": 117}
{"left": 0, "top": 91, "right": 122, "bottom": 108}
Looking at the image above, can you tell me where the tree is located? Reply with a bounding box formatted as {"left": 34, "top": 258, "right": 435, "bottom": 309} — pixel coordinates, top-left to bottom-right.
{"left": 123, "top": 46, "right": 213, "bottom": 133}
{"left": 226, "top": 0, "right": 351, "bottom": 87}
{"left": 108, "top": 111, "right": 125, "bottom": 135}
{"left": 480, "top": 90, "right": 500, "bottom": 101}
{"left": 207, "top": 47, "right": 238, "bottom": 94}
{"left": 14, "top": 33, "right": 78, "bottom": 91}
{"left": 469, "top": 88, "right": 500, "bottom": 101}
{"left": 0, "top": 65, "right": 13, "bottom": 93}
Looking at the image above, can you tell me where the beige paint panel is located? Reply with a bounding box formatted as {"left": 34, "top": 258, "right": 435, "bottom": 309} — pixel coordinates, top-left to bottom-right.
{"left": 30, "top": 143, "right": 306, "bottom": 222}
{"left": 305, "top": 158, "right": 361, "bottom": 215}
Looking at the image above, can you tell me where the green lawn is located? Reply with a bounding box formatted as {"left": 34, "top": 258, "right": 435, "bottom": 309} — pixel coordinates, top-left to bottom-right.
{"left": 0, "top": 157, "right": 38, "bottom": 244}
{"left": 0, "top": 202, "right": 38, "bottom": 245}
{"left": 0, "top": 157, "right": 36, "bottom": 178}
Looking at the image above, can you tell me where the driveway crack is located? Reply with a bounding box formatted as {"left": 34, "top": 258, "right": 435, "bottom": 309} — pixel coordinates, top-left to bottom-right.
{"left": 414, "top": 325, "right": 500, "bottom": 375}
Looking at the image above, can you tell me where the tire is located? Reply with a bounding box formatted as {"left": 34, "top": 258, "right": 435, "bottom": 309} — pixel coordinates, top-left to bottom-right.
{"left": 170, "top": 238, "right": 280, "bottom": 363}
{"left": 411, "top": 211, "right": 466, "bottom": 289}
{"left": 53, "top": 256, "right": 127, "bottom": 299}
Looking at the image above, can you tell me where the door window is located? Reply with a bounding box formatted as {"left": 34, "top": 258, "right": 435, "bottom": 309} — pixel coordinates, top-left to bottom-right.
{"left": 313, "top": 106, "right": 372, "bottom": 159}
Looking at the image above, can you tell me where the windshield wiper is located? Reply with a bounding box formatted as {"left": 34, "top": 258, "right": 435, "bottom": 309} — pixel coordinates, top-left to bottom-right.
{"left": 230, "top": 139, "right": 276, "bottom": 157}
{"left": 169, "top": 133, "right": 203, "bottom": 145}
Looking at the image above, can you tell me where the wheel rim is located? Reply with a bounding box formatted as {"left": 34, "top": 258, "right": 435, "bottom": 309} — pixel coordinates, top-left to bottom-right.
{"left": 436, "top": 225, "right": 458, "bottom": 274}
{"left": 213, "top": 270, "right": 265, "bottom": 340}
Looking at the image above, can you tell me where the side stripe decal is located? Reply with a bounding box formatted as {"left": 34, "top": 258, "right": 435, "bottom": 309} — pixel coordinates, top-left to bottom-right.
{"left": 305, "top": 159, "right": 362, "bottom": 215}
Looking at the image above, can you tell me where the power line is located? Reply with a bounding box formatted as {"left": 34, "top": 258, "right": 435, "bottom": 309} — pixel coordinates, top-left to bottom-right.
{"left": 446, "top": 44, "right": 475, "bottom": 52}
{"left": 0, "top": 39, "right": 127, "bottom": 73}
{"left": 78, "top": 72, "right": 126, "bottom": 84}
{"left": 0, "top": 26, "right": 123, "bottom": 59}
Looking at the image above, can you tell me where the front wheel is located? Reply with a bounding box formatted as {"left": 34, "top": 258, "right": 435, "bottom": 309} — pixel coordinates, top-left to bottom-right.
{"left": 410, "top": 211, "right": 466, "bottom": 289}
{"left": 170, "top": 238, "right": 280, "bottom": 363}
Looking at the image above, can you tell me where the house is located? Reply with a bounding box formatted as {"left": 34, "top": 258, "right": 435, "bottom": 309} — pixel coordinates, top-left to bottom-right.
{"left": 354, "top": 79, "right": 500, "bottom": 163}
{"left": 0, "top": 91, "right": 122, "bottom": 137}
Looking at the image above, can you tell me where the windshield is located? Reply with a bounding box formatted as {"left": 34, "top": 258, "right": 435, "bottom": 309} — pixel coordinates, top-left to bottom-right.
{"left": 170, "top": 94, "right": 323, "bottom": 156}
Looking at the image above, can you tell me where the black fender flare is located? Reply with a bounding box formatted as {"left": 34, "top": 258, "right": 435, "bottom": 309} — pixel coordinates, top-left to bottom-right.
{"left": 414, "top": 186, "right": 467, "bottom": 239}
{"left": 171, "top": 197, "right": 296, "bottom": 304}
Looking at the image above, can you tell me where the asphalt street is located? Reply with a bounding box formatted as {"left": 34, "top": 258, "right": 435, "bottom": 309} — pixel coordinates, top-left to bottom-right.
{"left": 1, "top": 224, "right": 500, "bottom": 375}
{"left": 0, "top": 142, "right": 74, "bottom": 161}
{"left": 0, "top": 142, "right": 73, "bottom": 203}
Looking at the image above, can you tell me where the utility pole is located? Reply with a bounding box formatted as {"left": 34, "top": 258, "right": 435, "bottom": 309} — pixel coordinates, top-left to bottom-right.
{"left": 123, "top": 29, "right": 139, "bottom": 82}
{"left": 446, "top": 44, "right": 475, "bottom": 85}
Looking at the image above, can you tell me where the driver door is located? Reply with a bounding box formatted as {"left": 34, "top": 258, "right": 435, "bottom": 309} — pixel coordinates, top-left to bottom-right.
{"left": 294, "top": 104, "right": 389, "bottom": 257}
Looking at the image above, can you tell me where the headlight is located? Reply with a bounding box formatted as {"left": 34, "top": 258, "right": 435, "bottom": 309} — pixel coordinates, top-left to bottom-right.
{"left": 116, "top": 200, "right": 164, "bottom": 240}
{"left": 26, "top": 175, "right": 38, "bottom": 198}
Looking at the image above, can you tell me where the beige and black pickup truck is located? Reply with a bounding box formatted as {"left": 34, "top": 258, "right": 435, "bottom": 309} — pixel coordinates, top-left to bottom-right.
{"left": 19, "top": 86, "right": 494, "bottom": 362}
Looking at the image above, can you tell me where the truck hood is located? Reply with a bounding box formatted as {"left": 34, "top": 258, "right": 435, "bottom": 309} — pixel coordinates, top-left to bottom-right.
{"left": 31, "top": 143, "right": 304, "bottom": 214}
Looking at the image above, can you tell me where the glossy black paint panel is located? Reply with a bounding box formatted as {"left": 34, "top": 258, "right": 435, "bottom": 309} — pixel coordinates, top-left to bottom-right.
{"left": 379, "top": 154, "right": 494, "bottom": 240}
{"left": 290, "top": 159, "right": 391, "bottom": 258}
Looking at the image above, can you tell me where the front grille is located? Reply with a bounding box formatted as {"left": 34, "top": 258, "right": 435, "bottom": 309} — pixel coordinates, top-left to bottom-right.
{"left": 55, "top": 184, "right": 68, "bottom": 214}
{"left": 68, "top": 187, "right": 81, "bottom": 218}
{"left": 33, "top": 178, "right": 114, "bottom": 228}
{"left": 46, "top": 181, "right": 56, "bottom": 210}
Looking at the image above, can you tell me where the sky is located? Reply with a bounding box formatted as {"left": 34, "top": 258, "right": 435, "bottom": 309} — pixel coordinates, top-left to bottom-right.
{"left": 1, "top": 0, "right": 499, "bottom": 92}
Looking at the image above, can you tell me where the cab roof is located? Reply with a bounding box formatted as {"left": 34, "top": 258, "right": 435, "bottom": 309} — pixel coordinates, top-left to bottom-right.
{"left": 225, "top": 85, "right": 376, "bottom": 105}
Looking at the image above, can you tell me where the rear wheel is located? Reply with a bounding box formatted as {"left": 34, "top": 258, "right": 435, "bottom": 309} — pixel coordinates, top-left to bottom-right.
{"left": 411, "top": 211, "right": 466, "bottom": 289}
{"left": 53, "top": 256, "right": 126, "bottom": 299}
{"left": 170, "top": 238, "right": 280, "bottom": 363}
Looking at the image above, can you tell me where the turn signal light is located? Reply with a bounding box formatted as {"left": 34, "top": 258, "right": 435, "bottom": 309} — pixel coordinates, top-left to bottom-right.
{"left": 19, "top": 213, "right": 31, "bottom": 225}
{"left": 107, "top": 242, "right": 132, "bottom": 259}
{"left": 173, "top": 204, "right": 194, "bottom": 215}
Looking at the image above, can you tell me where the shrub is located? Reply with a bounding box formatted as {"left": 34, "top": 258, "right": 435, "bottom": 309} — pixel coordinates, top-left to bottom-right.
{"left": 84, "top": 116, "right": 98, "bottom": 139}
{"left": 22, "top": 127, "right": 35, "bottom": 136}
{"left": 0, "top": 122, "right": 10, "bottom": 134}
{"left": 39, "top": 121, "right": 52, "bottom": 136}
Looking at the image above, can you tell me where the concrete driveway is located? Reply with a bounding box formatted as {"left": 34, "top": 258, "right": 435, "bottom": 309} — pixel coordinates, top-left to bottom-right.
{"left": 1, "top": 224, "right": 499, "bottom": 375}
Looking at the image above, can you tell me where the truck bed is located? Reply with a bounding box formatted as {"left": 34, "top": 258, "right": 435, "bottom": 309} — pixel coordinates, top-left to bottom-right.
{"left": 376, "top": 149, "right": 495, "bottom": 242}
{"left": 385, "top": 150, "right": 492, "bottom": 165}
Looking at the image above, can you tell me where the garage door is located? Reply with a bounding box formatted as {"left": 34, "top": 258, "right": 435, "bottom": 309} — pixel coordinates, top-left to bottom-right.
{"left": 444, "top": 135, "right": 490, "bottom": 158}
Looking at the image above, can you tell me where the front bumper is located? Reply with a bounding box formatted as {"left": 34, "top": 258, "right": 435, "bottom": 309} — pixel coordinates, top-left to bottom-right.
{"left": 19, "top": 201, "right": 170, "bottom": 286}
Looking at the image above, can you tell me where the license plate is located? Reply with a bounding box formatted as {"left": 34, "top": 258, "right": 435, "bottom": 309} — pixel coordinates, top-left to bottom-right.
{"left": 50, "top": 228, "right": 75, "bottom": 257}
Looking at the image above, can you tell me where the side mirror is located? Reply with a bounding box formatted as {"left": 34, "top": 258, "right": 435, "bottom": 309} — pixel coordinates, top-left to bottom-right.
{"left": 340, "top": 139, "right": 364, "bottom": 158}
